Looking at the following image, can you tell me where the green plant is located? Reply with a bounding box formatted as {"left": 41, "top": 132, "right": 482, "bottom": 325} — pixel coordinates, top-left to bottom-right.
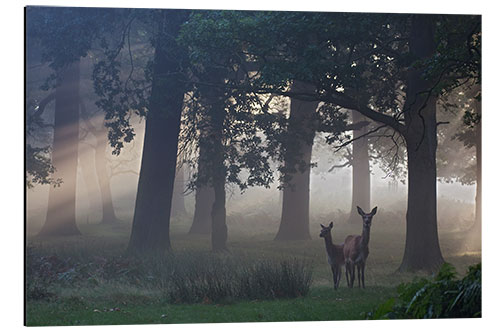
{"left": 366, "top": 262, "right": 481, "bottom": 319}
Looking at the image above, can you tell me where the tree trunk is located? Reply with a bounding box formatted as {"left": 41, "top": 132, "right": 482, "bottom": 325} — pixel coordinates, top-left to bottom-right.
{"left": 211, "top": 155, "right": 228, "bottom": 251}
{"left": 39, "top": 60, "right": 81, "bottom": 237}
{"left": 348, "top": 111, "right": 371, "bottom": 224}
{"left": 398, "top": 15, "right": 444, "bottom": 272}
{"left": 127, "top": 11, "right": 187, "bottom": 254}
{"left": 78, "top": 145, "right": 100, "bottom": 223}
{"left": 170, "top": 165, "right": 187, "bottom": 218}
{"left": 189, "top": 186, "right": 214, "bottom": 234}
{"left": 275, "top": 81, "right": 318, "bottom": 240}
{"left": 466, "top": 85, "right": 481, "bottom": 250}
{"left": 209, "top": 97, "right": 228, "bottom": 251}
{"left": 189, "top": 141, "right": 215, "bottom": 234}
{"left": 400, "top": 132, "right": 444, "bottom": 272}
{"left": 95, "top": 130, "right": 118, "bottom": 224}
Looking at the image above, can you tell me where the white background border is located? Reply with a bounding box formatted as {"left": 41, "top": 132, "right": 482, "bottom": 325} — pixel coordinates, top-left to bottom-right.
{"left": 2, "top": 1, "right": 497, "bottom": 332}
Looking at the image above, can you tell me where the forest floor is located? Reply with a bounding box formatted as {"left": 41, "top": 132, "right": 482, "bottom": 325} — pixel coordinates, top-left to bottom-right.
{"left": 25, "top": 213, "right": 481, "bottom": 326}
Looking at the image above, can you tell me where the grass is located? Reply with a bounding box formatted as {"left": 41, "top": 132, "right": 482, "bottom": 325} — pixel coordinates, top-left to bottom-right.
{"left": 26, "top": 286, "right": 395, "bottom": 326}
{"left": 25, "top": 211, "right": 481, "bottom": 326}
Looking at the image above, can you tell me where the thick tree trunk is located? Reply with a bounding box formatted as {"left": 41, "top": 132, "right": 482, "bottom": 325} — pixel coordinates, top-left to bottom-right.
{"left": 275, "top": 81, "right": 318, "bottom": 240}
{"left": 170, "top": 165, "right": 187, "bottom": 218}
{"left": 209, "top": 98, "right": 228, "bottom": 251}
{"left": 189, "top": 140, "right": 214, "bottom": 234}
{"left": 211, "top": 156, "right": 228, "bottom": 251}
{"left": 348, "top": 111, "right": 371, "bottom": 224}
{"left": 95, "top": 131, "right": 118, "bottom": 224}
{"left": 189, "top": 186, "right": 214, "bottom": 234}
{"left": 398, "top": 15, "right": 444, "bottom": 272}
{"left": 39, "top": 60, "right": 81, "bottom": 237}
{"left": 400, "top": 133, "right": 444, "bottom": 272}
{"left": 127, "top": 11, "right": 187, "bottom": 254}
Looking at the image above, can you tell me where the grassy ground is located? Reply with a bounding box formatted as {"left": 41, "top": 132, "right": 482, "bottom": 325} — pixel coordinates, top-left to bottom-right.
{"left": 25, "top": 212, "right": 481, "bottom": 326}
{"left": 26, "top": 287, "right": 394, "bottom": 326}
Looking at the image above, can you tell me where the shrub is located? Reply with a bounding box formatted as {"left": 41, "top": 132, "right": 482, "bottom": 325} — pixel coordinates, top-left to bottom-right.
{"left": 165, "top": 255, "right": 312, "bottom": 303}
{"left": 26, "top": 247, "right": 313, "bottom": 304}
{"left": 238, "top": 259, "right": 312, "bottom": 300}
{"left": 365, "top": 263, "right": 481, "bottom": 319}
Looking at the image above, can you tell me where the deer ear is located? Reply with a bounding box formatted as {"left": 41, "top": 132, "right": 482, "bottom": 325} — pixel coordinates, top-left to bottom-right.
{"left": 329, "top": 222, "right": 333, "bottom": 228}
{"left": 371, "top": 207, "right": 378, "bottom": 215}
{"left": 320, "top": 224, "right": 326, "bottom": 228}
{"left": 357, "top": 206, "right": 364, "bottom": 215}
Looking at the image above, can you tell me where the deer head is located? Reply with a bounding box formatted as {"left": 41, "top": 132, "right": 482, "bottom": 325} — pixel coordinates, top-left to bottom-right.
{"left": 357, "top": 206, "right": 377, "bottom": 228}
{"left": 319, "top": 222, "right": 334, "bottom": 238}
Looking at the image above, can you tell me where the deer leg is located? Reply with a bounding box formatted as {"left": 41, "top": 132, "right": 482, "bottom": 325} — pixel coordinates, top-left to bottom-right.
{"left": 361, "top": 262, "right": 365, "bottom": 288}
{"left": 357, "top": 265, "right": 361, "bottom": 288}
{"left": 331, "top": 265, "right": 337, "bottom": 289}
{"left": 334, "top": 266, "right": 339, "bottom": 289}
{"left": 337, "top": 266, "right": 342, "bottom": 289}
{"left": 350, "top": 264, "right": 355, "bottom": 288}
{"left": 345, "top": 263, "right": 350, "bottom": 288}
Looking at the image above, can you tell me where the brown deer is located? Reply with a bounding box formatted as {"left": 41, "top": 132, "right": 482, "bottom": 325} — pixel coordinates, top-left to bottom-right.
{"left": 344, "top": 206, "right": 377, "bottom": 288}
{"left": 319, "top": 222, "right": 345, "bottom": 289}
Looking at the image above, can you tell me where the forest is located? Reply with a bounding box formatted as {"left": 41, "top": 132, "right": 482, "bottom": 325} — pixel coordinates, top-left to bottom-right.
{"left": 25, "top": 7, "right": 481, "bottom": 326}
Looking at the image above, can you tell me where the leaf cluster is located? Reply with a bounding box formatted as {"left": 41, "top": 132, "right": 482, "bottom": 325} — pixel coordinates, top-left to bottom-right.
{"left": 26, "top": 144, "right": 61, "bottom": 189}
{"left": 366, "top": 263, "right": 481, "bottom": 319}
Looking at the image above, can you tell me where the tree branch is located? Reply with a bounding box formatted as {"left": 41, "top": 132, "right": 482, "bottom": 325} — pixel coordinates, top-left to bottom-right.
{"left": 32, "top": 92, "right": 56, "bottom": 118}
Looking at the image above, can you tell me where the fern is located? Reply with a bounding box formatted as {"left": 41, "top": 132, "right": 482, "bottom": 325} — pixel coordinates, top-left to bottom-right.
{"left": 366, "top": 263, "right": 481, "bottom": 319}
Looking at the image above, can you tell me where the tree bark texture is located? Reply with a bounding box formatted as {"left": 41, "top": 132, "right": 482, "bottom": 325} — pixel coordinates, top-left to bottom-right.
{"left": 39, "top": 60, "right": 81, "bottom": 237}
{"left": 189, "top": 186, "right": 214, "bottom": 234}
{"left": 398, "top": 15, "right": 444, "bottom": 272}
{"left": 348, "top": 111, "right": 371, "bottom": 224}
{"left": 189, "top": 141, "right": 215, "bottom": 234}
{"left": 127, "top": 10, "right": 188, "bottom": 254}
{"left": 207, "top": 93, "right": 228, "bottom": 251}
{"left": 275, "top": 81, "right": 319, "bottom": 240}
{"left": 170, "top": 165, "right": 187, "bottom": 218}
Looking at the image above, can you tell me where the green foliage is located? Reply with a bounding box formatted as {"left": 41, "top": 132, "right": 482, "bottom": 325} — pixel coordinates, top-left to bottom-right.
{"left": 26, "top": 144, "right": 61, "bottom": 189}
{"left": 26, "top": 248, "right": 312, "bottom": 305}
{"left": 26, "top": 7, "right": 122, "bottom": 71}
{"left": 366, "top": 263, "right": 481, "bottom": 319}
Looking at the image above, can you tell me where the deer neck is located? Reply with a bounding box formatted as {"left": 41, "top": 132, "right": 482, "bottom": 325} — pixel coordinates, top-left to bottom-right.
{"left": 361, "top": 225, "right": 371, "bottom": 248}
{"left": 323, "top": 234, "right": 335, "bottom": 255}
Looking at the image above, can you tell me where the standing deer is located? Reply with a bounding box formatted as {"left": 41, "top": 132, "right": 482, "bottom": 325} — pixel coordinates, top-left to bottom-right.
{"left": 319, "top": 222, "right": 345, "bottom": 290}
{"left": 344, "top": 206, "right": 377, "bottom": 288}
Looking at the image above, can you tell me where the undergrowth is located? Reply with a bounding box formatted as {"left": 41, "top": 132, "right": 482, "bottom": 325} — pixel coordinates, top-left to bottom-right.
{"left": 365, "top": 262, "right": 481, "bottom": 319}
{"left": 26, "top": 247, "right": 312, "bottom": 304}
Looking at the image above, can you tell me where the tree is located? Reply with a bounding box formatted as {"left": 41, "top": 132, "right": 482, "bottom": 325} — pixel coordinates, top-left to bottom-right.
{"left": 347, "top": 111, "right": 371, "bottom": 224}
{"left": 27, "top": 7, "right": 122, "bottom": 236}
{"left": 125, "top": 10, "right": 189, "bottom": 254}
{"left": 179, "top": 11, "right": 480, "bottom": 271}
{"left": 189, "top": 140, "right": 215, "bottom": 234}
{"left": 275, "top": 81, "right": 319, "bottom": 240}
{"left": 437, "top": 84, "right": 481, "bottom": 248}
{"left": 80, "top": 101, "right": 119, "bottom": 224}
{"left": 179, "top": 13, "right": 284, "bottom": 250}
{"left": 171, "top": 164, "right": 187, "bottom": 218}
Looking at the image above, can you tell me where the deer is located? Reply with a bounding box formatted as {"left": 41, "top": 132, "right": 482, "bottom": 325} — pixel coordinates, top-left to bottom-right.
{"left": 319, "top": 222, "right": 345, "bottom": 290}
{"left": 343, "top": 206, "right": 377, "bottom": 288}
